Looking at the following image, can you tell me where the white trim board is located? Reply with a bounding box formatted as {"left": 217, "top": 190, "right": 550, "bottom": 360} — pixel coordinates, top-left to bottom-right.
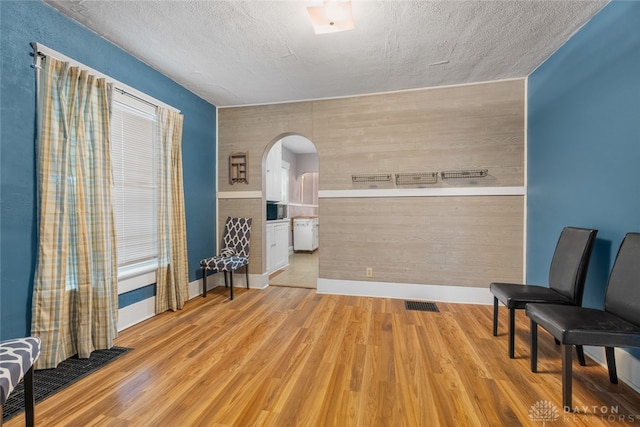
{"left": 220, "top": 77, "right": 526, "bottom": 109}
{"left": 317, "top": 278, "right": 493, "bottom": 305}
{"left": 319, "top": 186, "right": 525, "bottom": 199}
{"left": 217, "top": 187, "right": 526, "bottom": 200}
{"left": 199, "top": 272, "right": 269, "bottom": 294}
{"left": 118, "top": 275, "right": 268, "bottom": 332}
{"left": 523, "top": 77, "right": 529, "bottom": 283}
{"left": 118, "top": 297, "right": 156, "bottom": 332}
{"left": 217, "top": 191, "right": 262, "bottom": 199}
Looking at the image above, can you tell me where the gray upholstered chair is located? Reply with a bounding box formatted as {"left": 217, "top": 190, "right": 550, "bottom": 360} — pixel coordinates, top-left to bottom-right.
{"left": 527, "top": 232, "right": 640, "bottom": 410}
{"left": 490, "top": 227, "right": 597, "bottom": 358}
{"left": 0, "top": 337, "right": 41, "bottom": 427}
{"left": 200, "top": 217, "right": 252, "bottom": 300}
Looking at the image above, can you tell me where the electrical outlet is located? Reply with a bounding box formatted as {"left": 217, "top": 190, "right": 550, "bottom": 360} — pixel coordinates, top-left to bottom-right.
{"left": 366, "top": 267, "right": 373, "bottom": 278}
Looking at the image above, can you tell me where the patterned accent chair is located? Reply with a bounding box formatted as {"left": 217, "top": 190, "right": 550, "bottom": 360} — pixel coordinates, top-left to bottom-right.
{"left": 200, "top": 217, "right": 252, "bottom": 300}
{"left": 0, "top": 337, "right": 41, "bottom": 427}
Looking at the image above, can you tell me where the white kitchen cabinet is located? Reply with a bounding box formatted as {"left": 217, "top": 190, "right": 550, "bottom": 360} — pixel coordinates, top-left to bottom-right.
{"left": 266, "top": 219, "right": 289, "bottom": 274}
{"left": 293, "top": 217, "right": 319, "bottom": 252}
{"left": 265, "top": 141, "right": 282, "bottom": 202}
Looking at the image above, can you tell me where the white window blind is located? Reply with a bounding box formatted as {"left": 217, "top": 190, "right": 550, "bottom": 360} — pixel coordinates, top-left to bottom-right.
{"left": 110, "top": 91, "right": 158, "bottom": 270}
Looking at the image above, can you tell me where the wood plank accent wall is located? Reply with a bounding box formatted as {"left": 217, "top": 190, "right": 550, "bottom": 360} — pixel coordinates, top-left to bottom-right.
{"left": 321, "top": 196, "right": 523, "bottom": 287}
{"left": 218, "top": 102, "right": 314, "bottom": 194}
{"left": 218, "top": 80, "right": 525, "bottom": 285}
{"left": 313, "top": 80, "right": 525, "bottom": 189}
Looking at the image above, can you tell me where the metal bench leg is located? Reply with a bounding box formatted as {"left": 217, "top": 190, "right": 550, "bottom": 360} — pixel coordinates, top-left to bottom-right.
{"left": 24, "top": 365, "right": 35, "bottom": 427}
{"left": 202, "top": 266, "right": 207, "bottom": 297}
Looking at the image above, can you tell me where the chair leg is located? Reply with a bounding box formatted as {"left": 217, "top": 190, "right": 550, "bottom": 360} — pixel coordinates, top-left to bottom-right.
{"left": 202, "top": 267, "right": 207, "bottom": 297}
{"left": 562, "top": 344, "right": 573, "bottom": 411}
{"left": 508, "top": 308, "right": 515, "bottom": 358}
{"left": 245, "top": 264, "right": 250, "bottom": 289}
{"left": 605, "top": 346, "right": 618, "bottom": 384}
{"left": 229, "top": 271, "right": 234, "bottom": 300}
{"left": 493, "top": 297, "right": 498, "bottom": 336}
{"left": 530, "top": 319, "right": 538, "bottom": 373}
{"left": 576, "top": 345, "right": 586, "bottom": 366}
{"left": 224, "top": 271, "right": 229, "bottom": 288}
{"left": 24, "top": 365, "right": 35, "bottom": 427}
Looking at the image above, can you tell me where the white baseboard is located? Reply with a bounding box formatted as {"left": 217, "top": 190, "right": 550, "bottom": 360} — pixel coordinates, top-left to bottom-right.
{"left": 118, "top": 297, "right": 156, "bottom": 331}
{"left": 316, "top": 278, "right": 493, "bottom": 305}
{"left": 584, "top": 346, "right": 640, "bottom": 394}
{"left": 118, "top": 275, "right": 268, "bottom": 332}
{"left": 195, "top": 273, "right": 269, "bottom": 296}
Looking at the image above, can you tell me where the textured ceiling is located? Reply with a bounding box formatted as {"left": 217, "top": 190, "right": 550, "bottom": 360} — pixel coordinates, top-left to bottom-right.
{"left": 44, "top": 0, "right": 608, "bottom": 107}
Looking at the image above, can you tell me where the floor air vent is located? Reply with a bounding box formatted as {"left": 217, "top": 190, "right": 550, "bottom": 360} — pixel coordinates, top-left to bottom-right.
{"left": 404, "top": 301, "right": 439, "bottom": 312}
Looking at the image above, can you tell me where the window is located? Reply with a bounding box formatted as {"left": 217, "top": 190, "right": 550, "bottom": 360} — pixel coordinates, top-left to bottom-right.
{"left": 110, "top": 90, "right": 158, "bottom": 278}
{"left": 32, "top": 43, "right": 181, "bottom": 294}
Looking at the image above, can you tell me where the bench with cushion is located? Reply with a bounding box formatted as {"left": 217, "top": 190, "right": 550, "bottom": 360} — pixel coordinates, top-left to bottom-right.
{"left": 0, "top": 337, "right": 41, "bottom": 427}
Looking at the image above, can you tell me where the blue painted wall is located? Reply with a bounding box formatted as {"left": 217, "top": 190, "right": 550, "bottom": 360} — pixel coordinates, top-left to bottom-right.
{"left": 0, "top": 1, "right": 217, "bottom": 339}
{"left": 528, "top": 0, "right": 640, "bottom": 345}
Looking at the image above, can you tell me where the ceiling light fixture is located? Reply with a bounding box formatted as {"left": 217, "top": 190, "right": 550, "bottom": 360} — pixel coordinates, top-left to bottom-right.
{"left": 306, "top": 0, "right": 355, "bottom": 35}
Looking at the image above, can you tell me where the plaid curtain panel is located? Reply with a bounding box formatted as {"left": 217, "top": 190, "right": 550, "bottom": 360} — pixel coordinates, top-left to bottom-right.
{"left": 155, "top": 107, "right": 189, "bottom": 313}
{"left": 32, "top": 56, "right": 118, "bottom": 369}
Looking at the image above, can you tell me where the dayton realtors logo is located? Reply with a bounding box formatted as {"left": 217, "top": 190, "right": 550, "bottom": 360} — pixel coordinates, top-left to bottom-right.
{"left": 529, "top": 400, "right": 560, "bottom": 425}
{"left": 530, "top": 400, "right": 638, "bottom": 424}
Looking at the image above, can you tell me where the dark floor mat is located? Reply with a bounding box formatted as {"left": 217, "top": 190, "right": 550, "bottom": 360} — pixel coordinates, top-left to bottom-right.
{"left": 2, "top": 346, "right": 131, "bottom": 422}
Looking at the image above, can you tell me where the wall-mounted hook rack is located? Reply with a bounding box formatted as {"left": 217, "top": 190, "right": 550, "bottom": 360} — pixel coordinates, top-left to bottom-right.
{"left": 395, "top": 172, "right": 438, "bottom": 186}
{"left": 351, "top": 173, "right": 392, "bottom": 183}
{"left": 440, "top": 169, "right": 488, "bottom": 180}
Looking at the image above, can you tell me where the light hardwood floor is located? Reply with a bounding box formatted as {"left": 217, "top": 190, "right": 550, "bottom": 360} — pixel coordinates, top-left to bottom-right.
{"left": 9, "top": 287, "right": 640, "bottom": 426}
{"left": 269, "top": 251, "right": 318, "bottom": 289}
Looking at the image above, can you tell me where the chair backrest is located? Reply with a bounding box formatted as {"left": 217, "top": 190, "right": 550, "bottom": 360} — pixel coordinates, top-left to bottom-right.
{"left": 222, "top": 217, "right": 252, "bottom": 257}
{"left": 548, "top": 226, "right": 598, "bottom": 304}
{"left": 604, "top": 233, "right": 640, "bottom": 326}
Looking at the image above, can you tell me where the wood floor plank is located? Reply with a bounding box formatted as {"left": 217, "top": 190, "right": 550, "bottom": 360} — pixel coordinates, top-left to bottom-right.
{"left": 7, "top": 286, "right": 640, "bottom": 427}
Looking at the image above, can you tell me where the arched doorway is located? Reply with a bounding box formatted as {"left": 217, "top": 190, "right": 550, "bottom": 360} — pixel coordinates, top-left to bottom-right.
{"left": 264, "top": 134, "right": 319, "bottom": 289}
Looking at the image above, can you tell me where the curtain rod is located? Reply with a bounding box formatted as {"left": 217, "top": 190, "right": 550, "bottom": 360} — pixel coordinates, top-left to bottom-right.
{"left": 113, "top": 87, "right": 158, "bottom": 110}
{"left": 31, "top": 42, "right": 180, "bottom": 114}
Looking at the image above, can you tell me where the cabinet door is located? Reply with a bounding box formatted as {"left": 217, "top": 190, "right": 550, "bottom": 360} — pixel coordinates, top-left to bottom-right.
{"left": 266, "top": 223, "right": 275, "bottom": 272}
{"left": 275, "top": 223, "right": 289, "bottom": 269}
{"left": 312, "top": 220, "right": 319, "bottom": 250}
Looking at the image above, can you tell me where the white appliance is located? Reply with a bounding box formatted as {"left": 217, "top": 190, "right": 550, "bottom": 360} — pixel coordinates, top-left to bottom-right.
{"left": 293, "top": 217, "right": 319, "bottom": 252}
